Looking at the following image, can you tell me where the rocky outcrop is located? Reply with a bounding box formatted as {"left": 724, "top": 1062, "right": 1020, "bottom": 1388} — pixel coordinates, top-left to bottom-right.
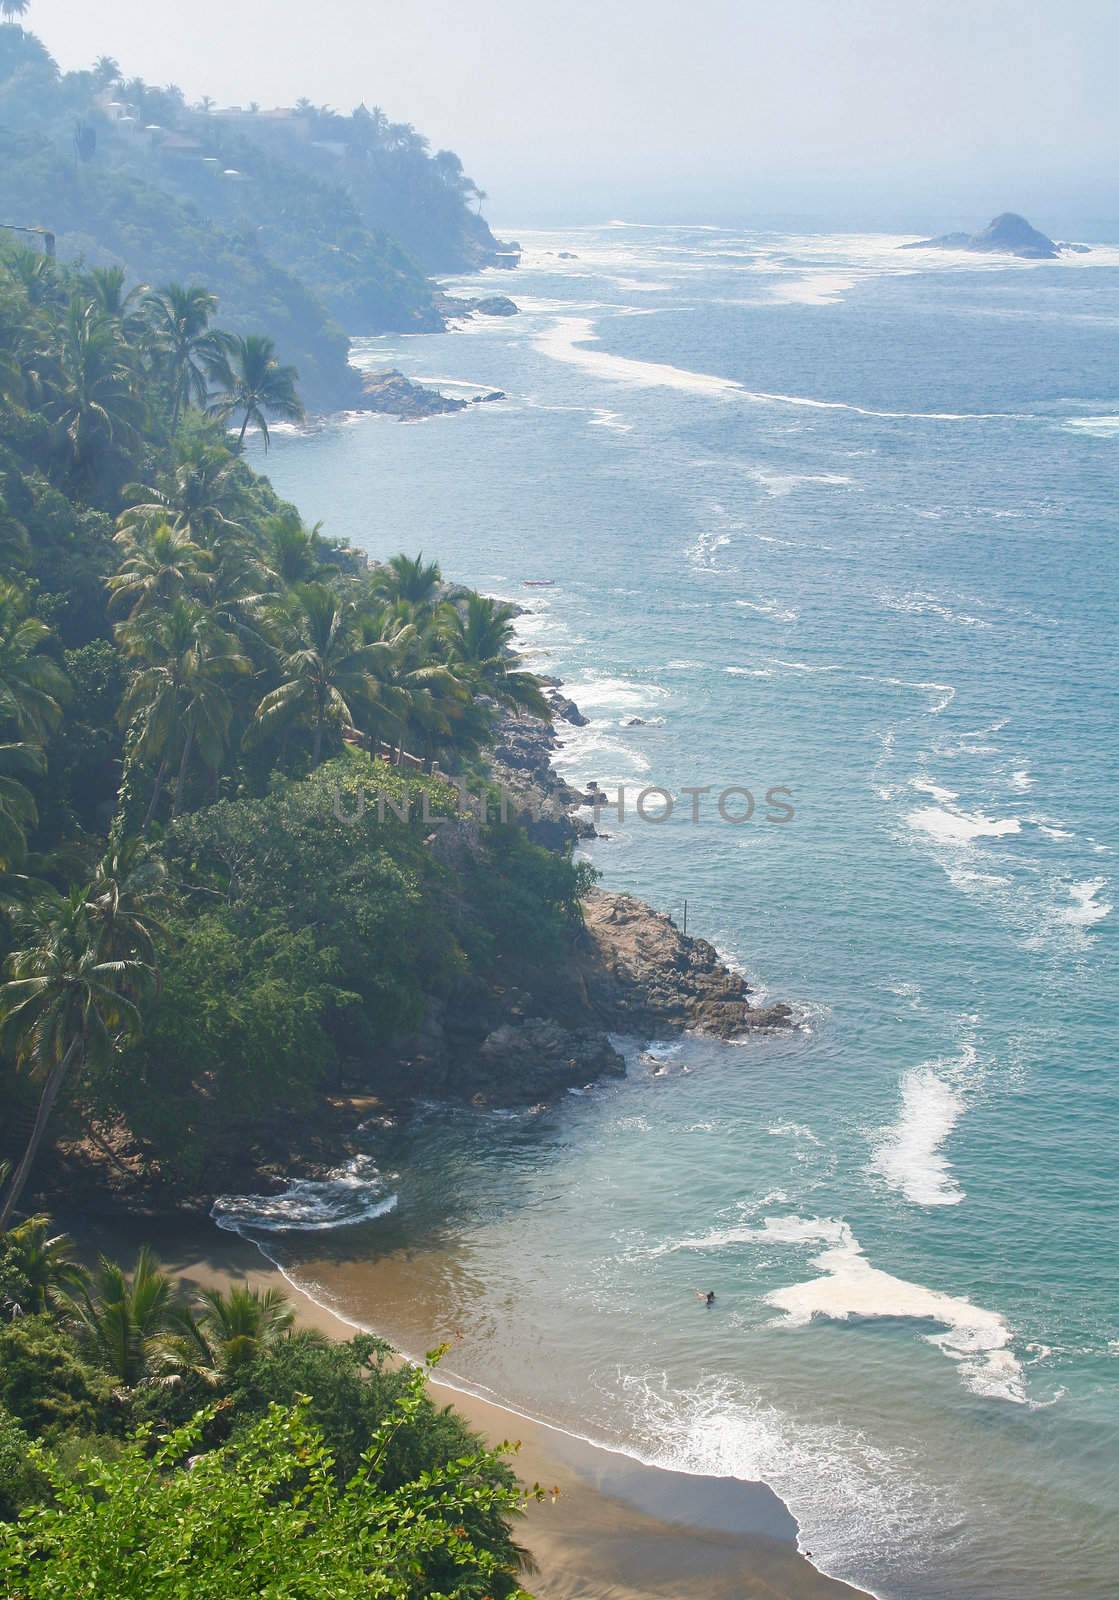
{"left": 434, "top": 290, "right": 519, "bottom": 322}
{"left": 473, "top": 294, "right": 519, "bottom": 317}
{"left": 474, "top": 1020, "right": 625, "bottom": 1098}
{"left": 363, "top": 368, "right": 467, "bottom": 418}
{"left": 361, "top": 368, "right": 505, "bottom": 420}
{"left": 578, "top": 892, "right": 792, "bottom": 1038}
{"left": 490, "top": 705, "right": 594, "bottom": 848}
{"left": 900, "top": 212, "right": 1084, "bottom": 259}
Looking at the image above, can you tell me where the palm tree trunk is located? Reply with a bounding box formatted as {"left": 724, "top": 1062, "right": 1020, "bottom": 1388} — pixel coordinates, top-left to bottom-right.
{"left": 142, "top": 753, "right": 170, "bottom": 834}
{"left": 237, "top": 409, "right": 252, "bottom": 448}
{"left": 311, "top": 701, "right": 324, "bottom": 767}
{"left": 0, "top": 1038, "right": 82, "bottom": 1233}
{"left": 172, "top": 714, "right": 196, "bottom": 818}
{"left": 170, "top": 373, "right": 183, "bottom": 433}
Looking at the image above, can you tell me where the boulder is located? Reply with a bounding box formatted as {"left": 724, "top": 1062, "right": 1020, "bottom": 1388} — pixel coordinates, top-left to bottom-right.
{"left": 473, "top": 294, "right": 519, "bottom": 317}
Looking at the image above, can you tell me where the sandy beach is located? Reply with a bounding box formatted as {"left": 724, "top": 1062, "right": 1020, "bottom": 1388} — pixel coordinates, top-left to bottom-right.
{"left": 65, "top": 1213, "right": 869, "bottom": 1600}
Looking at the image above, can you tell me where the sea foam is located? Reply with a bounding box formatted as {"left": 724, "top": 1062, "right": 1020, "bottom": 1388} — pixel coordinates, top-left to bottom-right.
{"left": 867, "top": 1055, "right": 973, "bottom": 1206}
{"left": 212, "top": 1155, "right": 398, "bottom": 1233}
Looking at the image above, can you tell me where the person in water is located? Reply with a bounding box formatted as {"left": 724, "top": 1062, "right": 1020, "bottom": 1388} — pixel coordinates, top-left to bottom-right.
{"left": 694, "top": 1289, "right": 716, "bottom": 1307}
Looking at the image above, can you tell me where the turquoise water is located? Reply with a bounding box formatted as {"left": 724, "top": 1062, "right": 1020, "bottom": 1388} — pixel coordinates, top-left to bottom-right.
{"left": 238, "top": 225, "right": 1119, "bottom": 1598}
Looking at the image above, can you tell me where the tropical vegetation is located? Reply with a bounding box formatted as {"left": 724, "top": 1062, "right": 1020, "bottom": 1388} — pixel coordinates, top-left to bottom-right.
{"left": 0, "top": 1224, "right": 540, "bottom": 1595}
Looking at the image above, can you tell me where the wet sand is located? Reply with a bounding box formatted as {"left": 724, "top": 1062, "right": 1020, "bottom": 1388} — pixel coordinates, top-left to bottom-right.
{"left": 70, "top": 1214, "right": 869, "bottom": 1600}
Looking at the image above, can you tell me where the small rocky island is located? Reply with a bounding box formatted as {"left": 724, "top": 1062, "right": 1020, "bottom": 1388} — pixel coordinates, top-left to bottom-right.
{"left": 901, "top": 211, "right": 1088, "bottom": 259}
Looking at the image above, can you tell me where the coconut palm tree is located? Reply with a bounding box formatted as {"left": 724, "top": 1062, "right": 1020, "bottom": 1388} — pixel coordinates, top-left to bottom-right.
{"left": 207, "top": 333, "right": 303, "bottom": 449}
{"left": 0, "top": 739, "right": 44, "bottom": 872}
{"left": 0, "top": 0, "right": 30, "bottom": 24}
{"left": 118, "top": 442, "right": 246, "bottom": 552}
{"left": 64, "top": 1247, "right": 176, "bottom": 1385}
{"left": 0, "top": 891, "right": 154, "bottom": 1232}
{"left": 82, "top": 839, "right": 168, "bottom": 967}
{"left": 0, "top": 580, "right": 68, "bottom": 740}
{"left": 106, "top": 521, "right": 208, "bottom": 618}
{"left": 0, "top": 1215, "right": 86, "bottom": 1315}
{"left": 249, "top": 583, "right": 387, "bottom": 766}
{"left": 259, "top": 510, "right": 326, "bottom": 586}
{"left": 45, "top": 298, "right": 142, "bottom": 485}
{"left": 92, "top": 56, "right": 121, "bottom": 89}
{"left": 365, "top": 612, "right": 466, "bottom": 764}
{"left": 0, "top": 583, "right": 67, "bottom": 871}
{"left": 142, "top": 284, "right": 223, "bottom": 431}
{"left": 372, "top": 552, "right": 442, "bottom": 608}
{"left": 166, "top": 1284, "right": 296, "bottom": 1384}
{"left": 117, "top": 600, "right": 248, "bottom": 826}
{"left": 443, "top": 593, "right": 552, "bottom": 719}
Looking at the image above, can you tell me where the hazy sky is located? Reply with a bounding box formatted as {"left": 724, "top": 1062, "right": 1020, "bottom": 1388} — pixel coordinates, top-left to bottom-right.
{"left": 27, "top": 0, "right": 1119, "bottom": 228}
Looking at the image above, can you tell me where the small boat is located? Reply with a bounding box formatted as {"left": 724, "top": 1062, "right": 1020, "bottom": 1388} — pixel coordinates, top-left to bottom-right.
{"left": 522, "top": 579, "right": 556, "bottom": 587}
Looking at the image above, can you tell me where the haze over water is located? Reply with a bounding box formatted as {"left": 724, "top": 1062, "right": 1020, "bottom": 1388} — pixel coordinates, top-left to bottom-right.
{"left": 231, "top": 223, "right": 1119, "bottom": 1598}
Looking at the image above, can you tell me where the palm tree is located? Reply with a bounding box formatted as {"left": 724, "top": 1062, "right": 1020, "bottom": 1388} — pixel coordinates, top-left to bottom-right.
{"left": 46, "top": 298, "right": 142, "bottom": 483}
{"left": 207, "top": 333, "right": 303, "bottom": 449}
{"left": 92, "top": 56, "right": 121, "bottom": 89}
{"left": 118, "top": 442, "right": 246, "bottom": 551}
{"left": 82, "top": 839, "right": 168, "bottom": 966}
{"left": 259, "top": 510, "right": 326, "bottom": 586}
{"left": 65, "top": 1247, "right": 176, "bottom": 1386}
{"left": 0, "top": 891, "right": 154, "bottom": 1232}
{"left": 106, "top": 521, "right": 208, "bottom": 618}
{"left": 365, "top": 612, "right": 466, "bottom": 764}
{"left": 0, "top": 582, "right": 67, "bottom": 871}
{"left": 166, "top": 1284, "right": 295, "bottom": 1384}
{"left": 249, "top": 583, "right": 387, "bottom": 766}
{"left": 443, "top": 594, "right": 552, "bottom": 719}
{"left": 142, "top": 284, "right": 223, "bottom": 431}
{"left": 0, "top": 1215, "right": 86, "bottom": 1315}
{"left": 0, "top": 580, "right": 68, "bottom": 740}
{"left": 117, "top": 600, "right": 248, "bottom": 826}
{"left": 0, "top": 739, "right": 44, "bottom": 871}
{"left": 0, "top": 0, "right": 30, "bottom": 24}
{"left": 372, "top": 552, "right": 442, "bottom": 608}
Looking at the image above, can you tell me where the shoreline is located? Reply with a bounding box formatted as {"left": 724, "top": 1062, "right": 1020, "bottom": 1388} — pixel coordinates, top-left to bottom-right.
{"left": 65, "top": 1210, "right": 870, "bottom": 1600}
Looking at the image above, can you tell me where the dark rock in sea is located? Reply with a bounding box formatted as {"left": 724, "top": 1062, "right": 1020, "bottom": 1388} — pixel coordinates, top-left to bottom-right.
{"left": 362, "top": 368, "right": 467, "bottom": 419}
{"left": 623, "top": 717, "right": 647, "bottom": 727}
{"left": 473, "top": 294, "right": 519, "bottom": 317}
{"left": 476, "top": 390, "right": 507, "bottom": 403}
{"left": 546, "top": 689, "right": 589, "bottom": 726}
{"left": 900, "top": 212, "right": 1084, "bottom": 260}
{"left": 557, "top": 251, "right": 578, "bottom": 259}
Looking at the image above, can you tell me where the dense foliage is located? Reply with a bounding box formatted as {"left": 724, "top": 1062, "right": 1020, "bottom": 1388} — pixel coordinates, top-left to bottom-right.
{"left": 0, "top": 28, "right": 515, "bottom": 407}
{"left": 0, "top": 1223, "right": 538, "bottom": 1596}
{"left": 0, "top": 235, "right": 582, "bottom": 1214}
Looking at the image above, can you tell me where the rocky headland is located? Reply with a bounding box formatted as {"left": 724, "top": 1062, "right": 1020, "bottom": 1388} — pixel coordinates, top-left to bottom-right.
{"left": 50, "top": 675, "right": 788, "bottom": 1215}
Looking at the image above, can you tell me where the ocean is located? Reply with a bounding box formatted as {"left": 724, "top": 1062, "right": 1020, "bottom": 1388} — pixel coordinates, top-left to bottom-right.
{"left": 231, "top": 223, "right": 1119, "bottom": 1598}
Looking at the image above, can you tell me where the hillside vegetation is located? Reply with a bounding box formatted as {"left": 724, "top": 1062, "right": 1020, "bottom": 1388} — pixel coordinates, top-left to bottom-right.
{"left": 0, "top": 236, "right": 592, "bottom": 1222}
{"left": 0, "top": 28, "right": 517, "bottom": 408}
